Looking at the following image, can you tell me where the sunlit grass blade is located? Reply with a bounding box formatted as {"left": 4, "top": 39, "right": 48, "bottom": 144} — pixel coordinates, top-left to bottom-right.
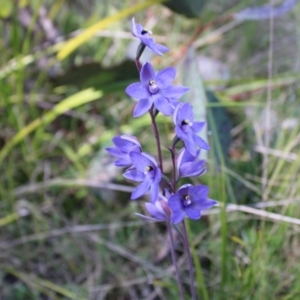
{"left": 0, "top": 212, "right": 19, "bottom": 228}
{"left": 0, "top": 43, "right": 62, "bottom": 80}
{"left": 57, "top": 0, "right": 165, "bottom": 60}
{"left": 0, "top": 88, "right": 103, "bottom": 164}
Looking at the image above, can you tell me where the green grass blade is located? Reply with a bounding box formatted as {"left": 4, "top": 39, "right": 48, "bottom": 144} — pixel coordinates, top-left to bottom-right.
{"left": 186, "top": 219, "right": 209, "bottom": 300}
{"left": 0, "top": 88, "right": 103, "bottom": 164}
{"left": 57, "top": 0, "right": 165, "bottom": 60}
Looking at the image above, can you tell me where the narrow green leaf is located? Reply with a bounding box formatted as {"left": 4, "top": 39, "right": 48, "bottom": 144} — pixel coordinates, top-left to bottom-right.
{"left": 0, "top": 89, "right": 103, "bottom": 164}
{"left": 57, "top": 0, "right": 165, "bottom": 60}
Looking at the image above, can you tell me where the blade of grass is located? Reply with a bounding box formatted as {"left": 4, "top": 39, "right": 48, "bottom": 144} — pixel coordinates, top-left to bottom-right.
{"left": 0, "top": 88, "right": 103, "bottom": 164}
{"left": 207, "top": 106, "right": 228, "bottom": 293}
{"left": 185, "top": 219, "right": 209, "bottom": 300}
{"left": 0, "top": 212, "right": 19, "bottom": 228}
{"left": 3, "top": 267, "right": 86, "bottom": 299}
{"left": 0, "top": 43, "right": 62, "bottom": 80}
{"left": 57, "top": 0, "right": 165, "bottom": 60}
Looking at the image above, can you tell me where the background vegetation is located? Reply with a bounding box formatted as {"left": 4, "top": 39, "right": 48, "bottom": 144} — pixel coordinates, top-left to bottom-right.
{"left": 1, "top": 0, "right": 300, "bottom": 299}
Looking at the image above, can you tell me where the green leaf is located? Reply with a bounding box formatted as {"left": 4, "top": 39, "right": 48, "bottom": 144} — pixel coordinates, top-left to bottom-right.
{"left": 206, "top": 89, "right": 233, "bottom": 163}
{"left": 164, "top": 0, "right": 207, "bottom": 18}
{"left": 51, "top": 60, "right": 138, "bottom": 90}
{"left": 0, "top": 88, "right": 103, "bottom": 164}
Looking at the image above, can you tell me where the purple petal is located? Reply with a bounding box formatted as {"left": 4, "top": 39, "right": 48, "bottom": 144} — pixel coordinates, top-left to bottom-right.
{"left": 174, "top": 102, "right": 194, "bottom": 126}
{"left": 115, "top": 157, "right": 132, "bottom": 167}
{"left": 176, "top": 148, "right": 185, "bottom": 172}
{"left": 190, "top": 185, "right": 209, "bottom": 200}
{"left": 154, "top": 43, "right": 169, "bottom": 54}
{"left": 178, "top": 184, "right": 192, "bottom": 191}
{"left": 135, "top": 213, "right": 161, "bottom": 222}
{"left": 150, "top": 184, "right": 159, "bottom": 203}
{"left": 192, "top": 121, "right": 206, "bottom": 133}
{"left": 130, "top": 152, "right": 155, "bottom": 171}
{"left": 113, "top": 136, "right": 140, "bottom": 151}
{"left": 171, "top": 210, "right": 185, "bottom": 224}
{"left": 149, "top": 168, "right": 161, "bottom": 203}
{"left": 168, "top": 193, "right": 182, "bottom": 211}
{"left": 161, "top": 86, "right": 189, "bottom": 100}
{"left": 112, "top": 136, "right": 129, "bottom": 149}
{"left": 140, "top": 36, "right": 155, "bottom": 47}
{"left": 131, "top": 179, "right": 151, "bottom": 200}
{"left": 156, "top": 67, "right": 176, "bottom": 89}
{"left": 153, "top": 95, "right": 174, "bottom": 116}
{"left": 169, "top": 100, "right": 180, "bottom": 108}
{"left": 105, "top": 147, "right": 123, "bottom": 157}
{"left": 133, "top": 98, "right": 153, "bottom": 117}
{"left": 145, "top": 41, "right": 165, "bottom": 56}
{"left": 193, "top": 134, "right": 210, "bottom": 150}
{"left": 185, "top": 207, "right": 201, "bottom": 220}
{"left": 126, "top": 82, "right": 149, "bottom": 99}
{"left": 176, "top": 127, "right": 197, "bottom": 156}
{"left": 193, "top": 199, "right": 217, "bottom": 210}
{"left": 173, "top": 102, "right": 181, "bottom": 125}
{"left": 175, "top": 125, "right": 186, "bottom": 140}
{"left": 120, "top": 135, "right": 141, "bottom": 148}
{"left": 140, "top": 152, "right": 158, "bottom": 167}
{"left": 181, "top": 103, "right": 194, "bottom": 122}
{"left": 185, "top": 135, "right": 197, "bottom": 156}
{"left": 140, "top": 62, "right": 155, "bottom": 83}
{"left": 130, "top": 18, "right": 169, "bottom": 56}
{"left": 135, "top": 23, "right": 144, "bottom": 35}
{"left": 181, "top": 148, "right": 199, "bottom": 164}
{"left": 179, "top": 160, "right": 206, "bottom": 178}
{"left": 154, "top": 167, "right": 162, "bottom": 183}
{"left": 123, "top": 169, "right": 145, "bottom": 182}
{"left": 145, "top": 203, "right": 166, "bottom": 220}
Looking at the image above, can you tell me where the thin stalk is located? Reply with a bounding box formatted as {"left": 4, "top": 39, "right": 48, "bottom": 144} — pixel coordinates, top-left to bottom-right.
{"left": 135, "top": 43, "right": 145, "bottom": 71}
{"left": 171, "top": 146, "right": 196, "bottom": 299}
{"left": 182, "top": 220, "right": 197, "bottom": 300}
{"left": 135, "top": 57, "right": 142, "bottom": 72}
{"left": 149, "top": 108, "right": 163, "bottom": 171}
{"left": 171, "top": 145, "right": 177, "bottom": 188}
{"left": 167, "top": 221, "right": 185, "bottom": 300}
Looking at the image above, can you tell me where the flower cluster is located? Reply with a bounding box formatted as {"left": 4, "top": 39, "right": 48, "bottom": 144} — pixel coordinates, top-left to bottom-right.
{"left": 106, "top": 18, "right": 216, "bottom": 225}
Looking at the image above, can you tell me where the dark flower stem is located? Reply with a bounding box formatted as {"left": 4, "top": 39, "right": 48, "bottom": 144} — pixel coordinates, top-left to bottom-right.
{"left": 182, "top": 220, "right": 197, "bottom": 300}
{"left": 135, "top": 43, "right": 145, "bottom": 71}
{"left": 135, "top": 57, "right": 142, "bottom": 72}
{"left": 170, "top": 146, "right": 197, "bottom": 300}
{"left": 149, "top": 108, "right": 163, "bottom": 171}
{"left": 171, "top": 145, "right": 177, "bottom": 188}
{"left": 167, "top": 221, "right": 185, "bottom": 300}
